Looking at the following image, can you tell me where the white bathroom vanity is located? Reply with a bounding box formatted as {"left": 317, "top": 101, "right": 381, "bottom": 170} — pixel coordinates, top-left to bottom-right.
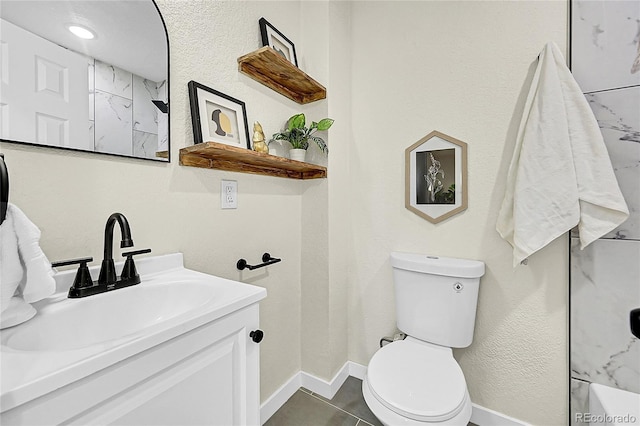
{"left": 0, "top": 253, "right": 266, "bottom": 425}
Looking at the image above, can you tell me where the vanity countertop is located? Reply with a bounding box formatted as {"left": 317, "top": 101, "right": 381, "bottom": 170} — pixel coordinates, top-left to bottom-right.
{"left": 0, "top": 253, "right": 266, "bottom": 413}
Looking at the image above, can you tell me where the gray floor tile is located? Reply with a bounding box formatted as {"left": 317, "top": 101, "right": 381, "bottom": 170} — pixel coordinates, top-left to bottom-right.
{"left": 265, "top": 390, "right": 359, "bottom": 426}
{"left": 266, "top": 376, "right": 476, "bottom": 426}
{"left": 313, "top": 377, "right": 382, "bottom": 426}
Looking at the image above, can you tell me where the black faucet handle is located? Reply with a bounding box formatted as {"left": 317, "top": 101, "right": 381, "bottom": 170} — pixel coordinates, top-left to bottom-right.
{"left": 52, "top": 257, "right": 94, "bottom": 289}
{"left": 120, "top": 249, "right": 151, "bottom": 281}
{"left": 52, "top": 257, "right": 93, "bottom": 268}
{"left": 122, "top": 248, "right": 151, "bottom": 257}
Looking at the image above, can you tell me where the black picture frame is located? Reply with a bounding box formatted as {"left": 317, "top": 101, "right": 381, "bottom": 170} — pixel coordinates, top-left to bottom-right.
{"left": 188, "top": 81, "right": 250, "bottom": 149}
{"left": 259, "top": 17, "right": 298, "bottom": 67}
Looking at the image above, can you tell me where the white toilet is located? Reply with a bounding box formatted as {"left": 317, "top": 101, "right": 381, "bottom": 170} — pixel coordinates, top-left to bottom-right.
{"left": 363, "top": 252, "right": 485, "bottom": 425}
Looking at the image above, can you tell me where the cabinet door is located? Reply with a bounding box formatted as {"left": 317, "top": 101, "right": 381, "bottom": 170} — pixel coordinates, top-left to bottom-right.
{"left": 1, "top": 305, "right": 261, "bottom": 426}
{"left": 106, "top": 328, "right": 251, "bottom": 426}
{"left": 86, "top": 307, "right": 261, "bottom": 426}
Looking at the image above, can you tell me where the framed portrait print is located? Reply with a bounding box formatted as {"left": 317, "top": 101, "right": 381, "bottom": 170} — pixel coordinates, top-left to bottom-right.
{"left": 188, "top": 81, "right": 250, "bottom": 149}
{"left": 259, "top": 17, "right": 298, "bottom": 67}
{"left": 405, "top": 130, "right": 468, "bottom": 223}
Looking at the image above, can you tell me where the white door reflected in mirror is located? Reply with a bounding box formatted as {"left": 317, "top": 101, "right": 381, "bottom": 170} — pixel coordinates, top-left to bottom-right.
{"left": 0, "top": 0, "right": 169, "bottom": 162}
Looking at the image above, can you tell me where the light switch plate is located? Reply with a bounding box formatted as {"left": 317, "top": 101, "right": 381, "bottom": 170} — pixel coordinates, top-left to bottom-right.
{"left": 221, "top": 180, "right": 237, "bottom": 209}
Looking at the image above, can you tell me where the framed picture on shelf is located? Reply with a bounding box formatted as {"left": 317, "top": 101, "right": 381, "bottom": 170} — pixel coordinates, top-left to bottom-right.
{"left": 188, "top": 81, "right": 250, "bottom": 149}
{"left": 259, "top": 17, "right": 298, "bottom": 67}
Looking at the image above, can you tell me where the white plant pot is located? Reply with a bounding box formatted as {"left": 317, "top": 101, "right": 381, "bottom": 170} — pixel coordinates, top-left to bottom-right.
{"left": 289, "top": 149, "right": 306, "bottom": 162}
{"left": 268, "top": 147, "right": 278, "bottom": 156}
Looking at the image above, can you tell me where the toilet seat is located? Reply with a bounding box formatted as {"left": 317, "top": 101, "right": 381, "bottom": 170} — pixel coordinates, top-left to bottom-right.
{"left": 366, "top": 338, "right": 468, "bottom": 422}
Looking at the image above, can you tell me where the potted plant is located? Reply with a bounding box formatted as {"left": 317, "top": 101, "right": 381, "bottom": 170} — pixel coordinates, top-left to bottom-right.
{"left": 272, "top": 113, "right": 334, "bottom": 162}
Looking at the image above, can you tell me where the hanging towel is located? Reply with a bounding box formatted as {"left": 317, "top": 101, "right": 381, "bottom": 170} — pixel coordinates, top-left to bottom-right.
{"left": 496, "top": 42, "right": 629, "bottom": 267}
{"left": 0, "top": 204, "right": 55, "bottom": 325}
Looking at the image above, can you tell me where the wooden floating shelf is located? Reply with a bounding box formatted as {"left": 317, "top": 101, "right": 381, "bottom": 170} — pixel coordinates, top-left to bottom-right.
{"left": 179, "top": 142, "right": 327, "bottom": 180}
{"left": 238, "top": 47, "right": 327, "bottom": 105}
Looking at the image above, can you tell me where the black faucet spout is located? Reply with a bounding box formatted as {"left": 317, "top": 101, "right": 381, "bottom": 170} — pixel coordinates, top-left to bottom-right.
{"left": 103, "top": 213, "right": 134, "bottom": 260}
{"left": 99, "top": 213, "right": 134, "bottom": 285}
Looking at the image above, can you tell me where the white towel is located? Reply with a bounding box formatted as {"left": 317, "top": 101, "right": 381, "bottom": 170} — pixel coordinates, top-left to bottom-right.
{"left": 0, "top": 203, "right": 55, "bottom": 318}
{"left": 496, "top": 42, "right": 629, "bottom": 267}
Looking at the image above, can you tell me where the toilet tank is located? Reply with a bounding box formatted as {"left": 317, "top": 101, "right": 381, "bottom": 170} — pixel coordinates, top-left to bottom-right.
{"left": 390, "top": 252, "right": 485, "bottom": 348}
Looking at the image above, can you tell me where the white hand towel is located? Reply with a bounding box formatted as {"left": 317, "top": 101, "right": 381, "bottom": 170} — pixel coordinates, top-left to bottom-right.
{"left": 496, "top": 42, "right": 629, "bottom": 267}
{"left": 0, "top": 204, "right": 55, "bottom": 314}
{"left": 1, "top": 208, "right": 22, "bottom": 312}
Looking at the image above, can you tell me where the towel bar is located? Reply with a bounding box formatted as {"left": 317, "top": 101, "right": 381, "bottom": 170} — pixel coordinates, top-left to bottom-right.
{"left": 237, "top": 253, "right": 281, "bottom": 271}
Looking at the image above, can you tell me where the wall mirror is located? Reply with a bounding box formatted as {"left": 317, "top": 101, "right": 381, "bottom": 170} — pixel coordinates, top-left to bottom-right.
{"left": 0, "top": 0, "right": 169, "bottom": 162}
{"left": 405, "top": 130, "right": 467, "bottom": 223}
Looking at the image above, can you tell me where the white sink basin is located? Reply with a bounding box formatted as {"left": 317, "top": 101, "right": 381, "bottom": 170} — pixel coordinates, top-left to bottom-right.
{"left": 4, "top": 280, "right": 214, "bottom": 351}
{"left": 0, "top": 253, "right": 267, "bottom": 414}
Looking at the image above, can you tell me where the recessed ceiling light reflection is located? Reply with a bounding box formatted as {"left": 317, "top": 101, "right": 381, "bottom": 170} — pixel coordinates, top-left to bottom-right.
{"left": 67, "top": 25, "right": 95, "bottom": 40}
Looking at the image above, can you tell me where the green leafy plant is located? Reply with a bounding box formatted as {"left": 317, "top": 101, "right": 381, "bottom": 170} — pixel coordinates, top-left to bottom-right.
{"left": 272, "top": 113, "right": 334, "bottom": 153}
{"left": 434, "top": 183, "right": 456, "bottom": 204}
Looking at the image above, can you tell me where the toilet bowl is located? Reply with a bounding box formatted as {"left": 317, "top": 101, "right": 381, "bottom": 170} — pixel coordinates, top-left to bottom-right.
{"left": 363, "top": 338, "right": 472, "bottom": 425}
{"left": 362, "top": 252, "right": 484, "bottom": 425}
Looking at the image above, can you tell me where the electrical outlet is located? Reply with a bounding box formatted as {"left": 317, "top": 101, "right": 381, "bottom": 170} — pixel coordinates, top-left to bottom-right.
{"left": 221, "top": 180, "right": 237, "bottom": 209}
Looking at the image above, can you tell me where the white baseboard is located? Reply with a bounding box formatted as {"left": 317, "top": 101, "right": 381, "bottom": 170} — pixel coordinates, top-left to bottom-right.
{"left": 261, "top": 362, "right": 360, "bottom": 424}
{"left": 261, "top": 361, "right": 529, "bottom": 426}
{"left": 347, "top": 361, "right": 367, "bottom": 380}
{"left": 300, "top": 362, "right": 350, "bottom": 400}
{"left": 470, "top": 403, "right": 530, "bottom": 426}
{"left": 260, "top": 372, "right": 302, "bottom": 425}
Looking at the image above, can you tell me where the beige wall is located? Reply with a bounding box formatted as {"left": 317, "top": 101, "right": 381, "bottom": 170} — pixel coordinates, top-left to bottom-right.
{"left": 300, "top": 0, "right": 352, "bottom": 382}
{"left": 0, "top": 0, "right": 328, "bottom": 402}
{"left": 346, "top": 1, "right": 569, "bottom": 425}
{"left": 1, "top": 1, "right": 571, "bottom": 424}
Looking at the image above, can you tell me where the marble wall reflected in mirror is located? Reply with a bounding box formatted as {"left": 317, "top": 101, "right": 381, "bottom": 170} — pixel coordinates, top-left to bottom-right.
{"left": 0, "top": 0, "right": 169, "bottom": 162}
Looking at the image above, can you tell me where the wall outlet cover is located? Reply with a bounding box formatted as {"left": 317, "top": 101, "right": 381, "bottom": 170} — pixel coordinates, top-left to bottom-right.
{"left": 221, "top": 180, "right": 237, "bottom": 209}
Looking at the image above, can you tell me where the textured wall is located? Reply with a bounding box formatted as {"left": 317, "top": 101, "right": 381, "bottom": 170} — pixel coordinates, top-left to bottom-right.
{"left": 0, "top": 0, "right": 326, "bottom": 402}
{"left": 346, "top": 2, "right": 569, "bottom": 425}
{"left": 299, "top": 0, "right": 351, "bottom": 383}
{"left": 1, "top": 1, "right": 575, "bottom": 423}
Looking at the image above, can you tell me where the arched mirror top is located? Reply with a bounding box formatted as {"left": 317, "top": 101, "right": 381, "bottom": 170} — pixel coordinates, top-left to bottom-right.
{"left": 0, "top": 0, "right": 170, "bottom": 162}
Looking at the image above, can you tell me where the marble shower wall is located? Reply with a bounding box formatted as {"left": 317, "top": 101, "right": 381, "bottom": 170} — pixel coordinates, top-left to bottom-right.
{"left": 585, "top": 87, "right": 640, "bottom": 240}
{"left": 570, "top": 1, "right": 640, "bottom": 424}
{"left": 91, "top": 60, "right": 167, "bottom": 159}
{"left": 571, "top": 0, "right": 640, "bottom": 93}
{"left": 571, "top": 239, "right": 640, "bottom": 391}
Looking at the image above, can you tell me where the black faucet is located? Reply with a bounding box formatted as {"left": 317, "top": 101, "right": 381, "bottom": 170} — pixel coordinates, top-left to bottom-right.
{"left": 98, "top": 213, "right": 134, "bottom": 286}
{"left": 52, "top": 212, "right": 151, "bottom": 298}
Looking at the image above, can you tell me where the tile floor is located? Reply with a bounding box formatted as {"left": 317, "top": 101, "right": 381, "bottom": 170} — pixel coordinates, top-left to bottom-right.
{"left": 265, "top": 376, "right": 382, "bottom": 426}
{"left": 265, "top": 376, "right": 477, "bottom": 426}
